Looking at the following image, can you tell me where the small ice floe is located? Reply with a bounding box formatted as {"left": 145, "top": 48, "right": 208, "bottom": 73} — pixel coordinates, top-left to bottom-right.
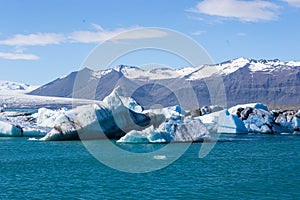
{"left": 28, "top": 137, "right": 39, "bottom": 141}
{"left": 153, "top": 155, "right": 167, "bottom": 160}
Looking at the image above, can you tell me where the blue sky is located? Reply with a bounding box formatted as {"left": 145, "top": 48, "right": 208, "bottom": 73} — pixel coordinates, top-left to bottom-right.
{"left": 0, "top": 0, "right": 300, "bottom": 85}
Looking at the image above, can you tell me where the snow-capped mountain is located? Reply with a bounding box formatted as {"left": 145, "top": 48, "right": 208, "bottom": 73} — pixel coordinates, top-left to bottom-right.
{"left": 29, "top": 58, "right": 300, "bottom": 108}
{"left": 0, "top": 80, "right": 37, "bottom": 91}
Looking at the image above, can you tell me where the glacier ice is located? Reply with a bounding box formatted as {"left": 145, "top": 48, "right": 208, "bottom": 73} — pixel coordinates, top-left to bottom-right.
{"left": 117, "top": 116, "right": 210, "bottom": 143}
{"left": 119, "top": 96, "right": 143, "bottom": 113}
{"left": 243, "top": 109, "right": 274, "bottom": 133}
{"left": 0, "top": 120, "right": 23, "bottom": 137}
{"left": 293, "top": 111, "right": 300, "bottom": 133}
{"left": 40, "top": 87, "right": 164, "bottom": 141}
{"left": 229, "top": 103, "right": 269, "bottom": 114}
{"left": 114, "top": 101, "right": 209, "bottom": 143}
{"left": 22, "top": 127, "right": 48, "bottom": 137}
{"left": 198, "top": 103, "right": 298, "bottom": 135}
{"left": 217, "top": 110, "right": 248, "bottom": 134}
{"left": 34, "top": 107, "right": 68, "bottom": 128}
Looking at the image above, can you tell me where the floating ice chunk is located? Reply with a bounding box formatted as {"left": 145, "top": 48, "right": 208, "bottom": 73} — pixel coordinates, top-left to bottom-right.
{"left": 28, "top": 137, "right": 39, "bottom": 141}
{"left": 229, "top": 103, "right": 269, "bottom": 115}
{"left": 36, "top": 107, "right": 68, "bottom": 128}
{"left": 117, "top": 117, "right": 209, "bottom": 143}
{"left": 260, "top": 125, "right": 273, "bottom": 134}
{"left": 153, "top": 155, "right": 167, "bottom": 160}
{"left": 145, "top": 105, "right": 186, "bottom": 120}
{"left": 174, "top": 118, "right": 209, "bottom": 142}
{"left": 244, "top": 115, "right": 264, "bottom": 131}
{"left": 198, "top": 110, "right": 223, "bottom": 125}
{"left": 197, "top": 110, "right": 223, "bottom": 132}
{"left": 0, "top": 120, "right": 23, "bottom": 137}
{"left": 248, "top": 123, "right": 261, "bottom": 133}
{"left": 292, "top": 116, "right": 300, "bottom": 131}
{"left": 41, "top": 88, "right": 160, "bottom": 141}
{"left": 117, "top": 126, "right": 163, "bottom": 143}
{"left": 217, "top": 110, "right": 248, "bottom": 134}
{"left": 119, "top": 96, "right": 143, "bottom": 113}
{"left": 275, "top": 114, "right": 289, "bottom": 126}
{"left": 22, "top": 127, "right": 48, "bottom": 137}
{"left": 243, "top": 109, "right": 277, "bottom": 134}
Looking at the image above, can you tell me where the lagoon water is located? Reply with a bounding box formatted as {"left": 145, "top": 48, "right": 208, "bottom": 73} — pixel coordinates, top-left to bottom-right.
{"left": 1, "top": 134, "right": 300, "bottom": 199}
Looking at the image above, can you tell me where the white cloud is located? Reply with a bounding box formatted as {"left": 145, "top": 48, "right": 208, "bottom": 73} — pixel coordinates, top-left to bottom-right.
{"left": 0, "top": 52, "right": 39, "bottom": 60}
{"left": 0, "top": 25, "right": 168, "bottom": 60}
{"left": 68, "top": 27, "right": 168, "bottom": 43}
{"left": 0, "top": 25, "right": 168, "bottom": 47}
{"left": 0, "top": 33, "right": 65, "bottom": 46}
{"left": 283, "top": 0, "right": 300, "bottom": 7}
{"left": 113, "top": 28, "right": 168, "bottom": 40}
{"left": 188, "top": 0, "right": 280, "bottom": 22}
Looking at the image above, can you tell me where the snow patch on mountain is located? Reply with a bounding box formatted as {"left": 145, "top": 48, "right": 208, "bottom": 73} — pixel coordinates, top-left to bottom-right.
{"left": 249, "top": 59, "right": 300, "bottom": 72}
{"left": 217, "top": 57, "right": 250, "bottom": 75}
{"left": 0, "top": 80, "right": 37, "bottom": 92}
{"left": 79, "top": 58, "right": 300, "bottom": 82}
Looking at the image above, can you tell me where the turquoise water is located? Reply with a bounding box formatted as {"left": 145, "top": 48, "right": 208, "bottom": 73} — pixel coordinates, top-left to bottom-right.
{"left": 1, "top": 134, "right": 300, "bottom": 199}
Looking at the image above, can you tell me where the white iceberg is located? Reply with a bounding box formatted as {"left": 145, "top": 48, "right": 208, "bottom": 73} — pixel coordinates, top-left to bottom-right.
{"left": 117, "top": 117, "right": 209, "bottom": 143}
{"left": 229, "top": 103, "right": 269, "bottom": 115}
{"left": 197, "top": 110, "right": 223, "bottom": 132}
{"left": 243, "top": 109, "right": 274, "bottom": 134}
{"left": 0, "top": 120, "right": 23, "bottom": 137}
{"left": 35, "top": 107, "right": 68, "bottom": 128}
{"left": 293, "top": 112, "right": 300, "bottom": 132}
{"left": 119, "top": 95, "right": 143, "bottom": 113}
{"left": 22, "top": 127, "right": 48, "bottom": 137}
{"left": 217, "top": 110, "right": 248, "bottom": 134}
{"left": 40, "top": 88, "right": 164, "bottom": 141}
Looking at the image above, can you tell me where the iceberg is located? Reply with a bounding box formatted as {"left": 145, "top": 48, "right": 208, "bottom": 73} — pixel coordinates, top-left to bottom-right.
{"left": 217, "top": 110, "right": 248, "bottom": 134}
{"left": 198, "top": 103, "right": 276, "bottom": 134}
{"left": 0, "top": 120, "right": 23, "bottom": 137}
{"left": 117, "top": 104, "right": 210, "bottom": 143}
{"left": 117, "top": 117, "right": 210, "bottom": 143}
{"left": 226, "top": 103, "right": 296, "bottom": 134}
{"left": 34, "top": 107, "right": 68, "bottom": 128}
{"left": 23, "top": 127, "right": 48, "bottom": 137}
{"left": 293, "top": 111, "right": 300, "bottom": 132}
{"left": 229, "top": 103, "right": 269, "bottom": 115}
{"left": 243, "top": 108, "right": 275, "bottom": 134}
{"left": 40, "top": 88, "right": 165, "bottom": 141}
{"left": 198, "top": 110, "right": 223, "bottom": 132}
{"left": 119, "top": 96, "right": 143, "bottom": 113}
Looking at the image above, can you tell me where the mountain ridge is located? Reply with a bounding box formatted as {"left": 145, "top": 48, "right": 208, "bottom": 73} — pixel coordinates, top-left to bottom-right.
{"left": 28, "top": 58, "right": 300, "bottom": 108}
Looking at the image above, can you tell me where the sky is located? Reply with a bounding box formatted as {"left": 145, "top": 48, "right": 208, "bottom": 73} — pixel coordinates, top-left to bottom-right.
{"left": 0, "top": 0, "right": 300, "bottom": 85}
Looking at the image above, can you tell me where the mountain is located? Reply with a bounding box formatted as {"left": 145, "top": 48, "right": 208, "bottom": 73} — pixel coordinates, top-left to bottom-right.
{"left": 28, "top": 58, "right": 300, "bottom": 108}
{"left": 0, "top": 80, "right": 37, "bottom": 91}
